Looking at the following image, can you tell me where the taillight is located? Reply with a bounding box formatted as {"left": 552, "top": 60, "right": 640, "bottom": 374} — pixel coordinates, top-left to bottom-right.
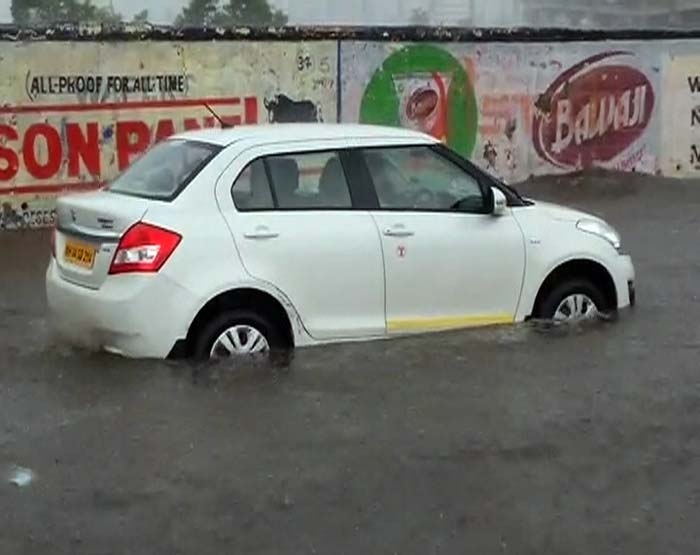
{"left": 50, "top": 227, "right": 56, "bottom": 258}
{"left": 109, "top": 222, "right": 181, "bottom": 275}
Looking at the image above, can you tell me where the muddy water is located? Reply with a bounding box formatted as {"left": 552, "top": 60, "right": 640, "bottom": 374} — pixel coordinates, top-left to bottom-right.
{"left": 2, "top": 173, "right": 700, "bottom": 554}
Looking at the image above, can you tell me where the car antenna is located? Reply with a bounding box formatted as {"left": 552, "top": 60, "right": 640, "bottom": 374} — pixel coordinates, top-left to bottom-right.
{"left": 203, "top": 103, "right": 233, "bottom": 129}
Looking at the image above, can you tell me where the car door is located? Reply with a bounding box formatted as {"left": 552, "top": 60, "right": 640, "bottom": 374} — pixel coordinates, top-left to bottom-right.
{"left": 357, "top": 144, "right": 526, "bottom": 334}
{"left": 215, "top": 140, "right": 386, "bottom": 340}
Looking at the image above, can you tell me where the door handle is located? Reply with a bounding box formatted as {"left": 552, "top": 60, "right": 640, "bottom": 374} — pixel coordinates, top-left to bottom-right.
{"left": 384, "top": 227, "right": 415, "bottom": 238}
{"left": 243, "top": 228, "right": 279, "bottom": 240}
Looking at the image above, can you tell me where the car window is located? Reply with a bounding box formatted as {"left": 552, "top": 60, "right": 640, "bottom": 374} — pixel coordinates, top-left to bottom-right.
{"left": 265, "top": 151, "right": 352, "bottom": 209}
{"left": 232, "top": 159, "right": 275, "bottom": 211}
{"left": 362, "top": 146, "right": 485, "bottom": 212}
{"left": 109, "top": 139, "right": 220, "bottom": 201}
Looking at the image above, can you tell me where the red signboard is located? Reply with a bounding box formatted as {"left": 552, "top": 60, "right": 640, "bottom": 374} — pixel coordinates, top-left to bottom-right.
{"left": 533, "top": 51, "right": 655, "bottom": 170}
{"left": 0, "top": 96, "right": 258, "bottom": 195}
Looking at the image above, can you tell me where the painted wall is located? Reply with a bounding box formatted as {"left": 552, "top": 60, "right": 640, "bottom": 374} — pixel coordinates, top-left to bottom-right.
{"left": 343, "top": 42, "right": 662, "bottom": 183}
{"left": 1, "top": 34, "right": 699, "bottom": 230}
{"left": 0, "top": 41, "right": 337, "bottom": 229}
{"left": 661, "top": 51, "right": 700, "bottom": 176}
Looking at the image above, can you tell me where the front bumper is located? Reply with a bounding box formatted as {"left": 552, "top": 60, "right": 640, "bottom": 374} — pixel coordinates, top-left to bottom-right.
{"left": 46, "top": 259, "right": 196, "bottom": 359}
{"left": 612, "top": 254, "right": 636, "bottom": 309}
{"left": 628, "top": 280, "right": 636, "bottom": 307}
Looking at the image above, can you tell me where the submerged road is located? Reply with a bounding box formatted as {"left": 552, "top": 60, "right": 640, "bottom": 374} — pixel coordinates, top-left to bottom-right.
{"left": 1, "top": 173, "right": 699, "bottom": 554}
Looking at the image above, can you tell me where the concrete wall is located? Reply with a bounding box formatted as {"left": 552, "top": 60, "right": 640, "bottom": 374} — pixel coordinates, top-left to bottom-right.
{"left": 1, "top": 29, "right": 699, "bottom": 229}
{"left": 343, "top": 41, "right": 663, "bottom": 184}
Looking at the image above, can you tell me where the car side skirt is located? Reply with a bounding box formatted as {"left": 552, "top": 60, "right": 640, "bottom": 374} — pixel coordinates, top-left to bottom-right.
{"left": 387, "top": 314, "right": 515, "bottom": 333}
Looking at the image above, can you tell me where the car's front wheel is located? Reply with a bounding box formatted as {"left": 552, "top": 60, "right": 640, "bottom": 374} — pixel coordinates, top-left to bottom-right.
{"left": 193, "top": 309, "right": 286, "bottom": 360}
{"left": 539, "top": 279, "right": 607, "bottom": 322}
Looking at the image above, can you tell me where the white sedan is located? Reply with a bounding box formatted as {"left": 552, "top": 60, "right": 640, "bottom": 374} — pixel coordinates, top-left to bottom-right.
{"left": 46, "top": 124, "right": 636, "bottom": 359}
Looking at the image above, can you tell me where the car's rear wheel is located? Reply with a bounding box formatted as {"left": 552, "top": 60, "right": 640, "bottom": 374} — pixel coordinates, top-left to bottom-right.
{"left": 539, "top": 279, "right": 607, "bottom": 322}
{"left": 193, "top": 309, "right": 286, "bottom": 360}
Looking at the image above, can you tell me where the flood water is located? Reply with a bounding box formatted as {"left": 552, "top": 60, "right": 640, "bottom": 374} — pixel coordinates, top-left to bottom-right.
{"left": 2, "top": 173, "right": 700, "bottom": 554}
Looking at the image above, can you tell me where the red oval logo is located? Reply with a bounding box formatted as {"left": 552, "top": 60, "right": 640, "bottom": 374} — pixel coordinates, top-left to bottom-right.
{"left": 533, "top": 51, "right": 655, "bottom": 170}
{"left": 406, "top": 87, "right": 439, "bottom": 121}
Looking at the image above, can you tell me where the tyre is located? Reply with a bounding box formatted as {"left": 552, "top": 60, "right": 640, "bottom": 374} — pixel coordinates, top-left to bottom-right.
{"left": 193, "top": 309, "right": 287, "bottom": 360}
{"left": 538, "top": 278, "right": 607, "bottom": 322}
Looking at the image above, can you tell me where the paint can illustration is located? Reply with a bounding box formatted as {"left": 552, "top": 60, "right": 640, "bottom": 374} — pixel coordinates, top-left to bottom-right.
{"left": 391, "top": 72, "right": 452, "bottom": 141}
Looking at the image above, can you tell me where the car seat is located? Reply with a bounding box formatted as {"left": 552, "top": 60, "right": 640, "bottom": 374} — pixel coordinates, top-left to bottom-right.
{"left": 318, "top": 157, "right": 350, "bottom": 207}
{"left": 267, "top": 158, "right": 300, "bottom": 208}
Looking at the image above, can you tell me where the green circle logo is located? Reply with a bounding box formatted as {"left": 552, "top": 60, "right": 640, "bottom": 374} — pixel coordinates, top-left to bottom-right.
{"left": 359, "top": 45, "right": 478, "bottom": 158}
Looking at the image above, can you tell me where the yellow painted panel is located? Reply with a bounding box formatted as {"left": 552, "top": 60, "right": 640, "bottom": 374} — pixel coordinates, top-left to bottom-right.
{"left": 387, "top": 314, "right": 514, "bottom": 333}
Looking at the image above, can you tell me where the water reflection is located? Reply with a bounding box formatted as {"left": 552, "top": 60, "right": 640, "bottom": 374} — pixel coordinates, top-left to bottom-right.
{"left": 7, "top": 310, "right": 629, "bottom": 398}
{"left": 186, "top": 355, "right": 294, "bottom": 389}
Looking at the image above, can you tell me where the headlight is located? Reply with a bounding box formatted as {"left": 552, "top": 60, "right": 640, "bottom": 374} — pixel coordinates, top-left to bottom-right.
{"left": 576, "top": 218, "right": 621, "bottom": 250}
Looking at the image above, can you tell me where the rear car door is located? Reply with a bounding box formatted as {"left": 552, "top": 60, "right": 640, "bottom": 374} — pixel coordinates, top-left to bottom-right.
{"left": 215, "top": 141, "right": 386, "bottom": 340}
{"left": 357, "top": 144, "right": 526, "bottom": 333}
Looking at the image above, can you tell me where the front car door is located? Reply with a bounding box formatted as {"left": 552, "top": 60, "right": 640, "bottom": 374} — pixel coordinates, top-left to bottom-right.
{"left": 357, "top": 144, "right": 526, "bottom": 334}
{"left": 215, "top": 140, "right": 386, "bottom": 341}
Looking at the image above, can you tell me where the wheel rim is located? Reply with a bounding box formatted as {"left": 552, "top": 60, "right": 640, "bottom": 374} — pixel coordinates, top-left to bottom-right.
{"left": 553, "top": 294, "right": 599, "bottom": 322}
{"left": 210, "top": 325, "right": 270, "bottom": 358}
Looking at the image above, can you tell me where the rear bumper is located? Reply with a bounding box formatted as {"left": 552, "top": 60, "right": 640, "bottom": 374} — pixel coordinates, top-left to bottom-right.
{"left": 46, "top": 259, "right": 196, "bottom": 359}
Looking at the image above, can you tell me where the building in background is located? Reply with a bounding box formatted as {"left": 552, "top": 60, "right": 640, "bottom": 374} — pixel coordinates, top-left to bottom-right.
{"left": 429, "top": 0, "right": 471, "bottom": 24}
{"left": 278, "top": 0, "right": 523, "bottom": 26}
{"left": 522, "top": 0, "right": 700, "bottom": 29}
{"left": 21, "top": 0, "right": 700, "bottom": 28}
{"left": 279, "top": 0, "right": 398, "bottom": 25}
{"left": 471, "top": 0, "right": 523, "bottom": 26}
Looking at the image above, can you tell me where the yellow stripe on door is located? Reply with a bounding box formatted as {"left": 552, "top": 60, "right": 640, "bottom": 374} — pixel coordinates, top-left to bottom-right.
{"left": 387, "top": 314, "right": 514, "bottom": 333}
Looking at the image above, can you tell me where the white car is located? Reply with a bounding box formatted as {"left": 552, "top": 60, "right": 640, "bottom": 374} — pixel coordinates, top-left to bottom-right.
{"left": 46, "top": 124, "right": 636, "bottom": 359}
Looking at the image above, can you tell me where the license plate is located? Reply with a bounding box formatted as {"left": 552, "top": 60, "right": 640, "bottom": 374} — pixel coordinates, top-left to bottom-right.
{"left": 64, "top": 241, "right": 97, "bottom": 269}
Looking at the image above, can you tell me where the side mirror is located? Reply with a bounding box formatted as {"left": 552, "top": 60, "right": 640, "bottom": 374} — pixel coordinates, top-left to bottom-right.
{"left": 491, "top": 187, "right": 508, "bottom": 216}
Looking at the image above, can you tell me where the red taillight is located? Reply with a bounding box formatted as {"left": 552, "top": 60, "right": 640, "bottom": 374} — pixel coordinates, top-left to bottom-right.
{"left": 109, "top": 222, "right": 181, "bottom": 275}
{"left": 50, "top": 226, "right": 56, "bottom": 258}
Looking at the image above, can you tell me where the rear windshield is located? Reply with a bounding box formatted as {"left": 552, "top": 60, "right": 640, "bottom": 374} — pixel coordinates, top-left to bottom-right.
{"left": 109, "top": 139, "right": 221, "bottom": 200}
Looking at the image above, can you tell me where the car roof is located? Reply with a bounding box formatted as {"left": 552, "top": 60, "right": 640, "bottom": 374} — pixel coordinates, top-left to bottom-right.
{"left": 172, "top": 123, "right": 438, "bottom": 148}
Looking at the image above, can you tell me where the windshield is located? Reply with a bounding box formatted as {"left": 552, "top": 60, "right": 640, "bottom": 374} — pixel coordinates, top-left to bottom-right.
{"left": 109, "top": 140, "right": 220, "bottom": 201}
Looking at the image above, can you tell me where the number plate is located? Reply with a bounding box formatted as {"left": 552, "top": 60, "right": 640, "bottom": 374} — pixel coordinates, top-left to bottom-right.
{"left": 64, "top": 241, "right": 96, "bottom": 269}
